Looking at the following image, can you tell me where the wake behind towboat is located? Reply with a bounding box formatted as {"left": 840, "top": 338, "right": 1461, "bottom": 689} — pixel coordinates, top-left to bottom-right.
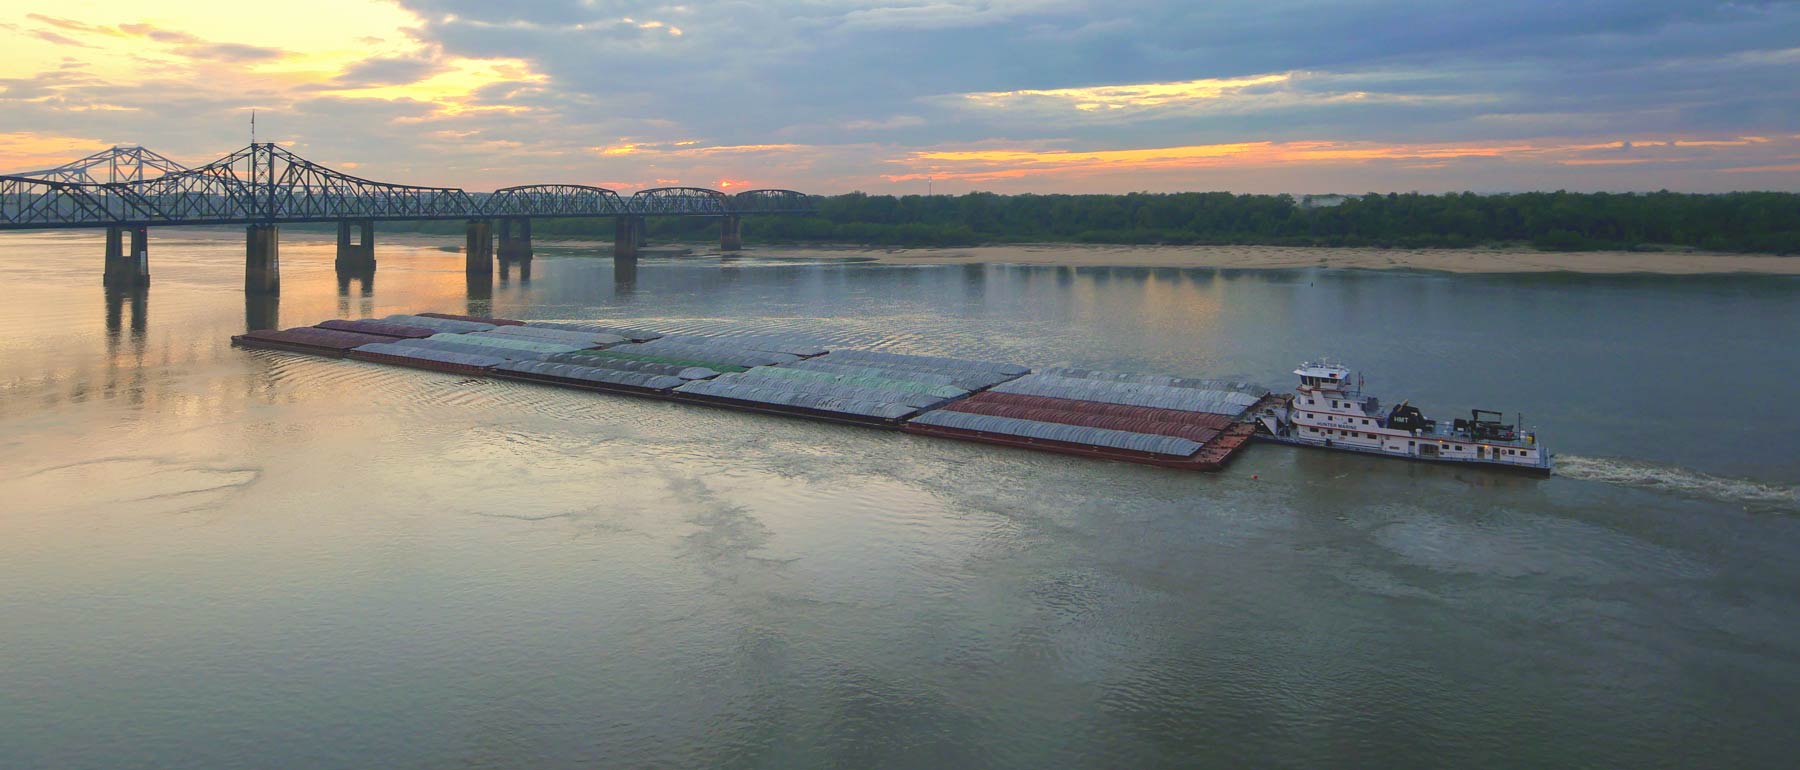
{"left": 1253, "top": 361, "right": 1552, "bottom": 476}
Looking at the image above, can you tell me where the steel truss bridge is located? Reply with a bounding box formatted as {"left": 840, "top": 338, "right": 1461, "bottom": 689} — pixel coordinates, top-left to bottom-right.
{"left": 0, "top": 144, "right": 815, "bottom": 230}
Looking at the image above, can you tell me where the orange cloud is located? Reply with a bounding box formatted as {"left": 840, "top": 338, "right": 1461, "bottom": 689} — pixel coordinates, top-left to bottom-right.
{"left": 592, "top": 141, "right": 803, "bottom": 159}
{"left": 961, "top": 74, "right": 1292, "bottom": 111}
{"left": 950, "top": 71, "right": 1490, "bottom": 122}
{"left": 688, "top": 144, "right": 804, "bottom": 155}
{"left": 885, "top": 136, "right": 1800, "bottom": 183}
{"left": 1723, "top": 161, "right": 1800, "bottom": 173}
{"left": 1559, "top": 158, "right": 1657, "bottom": 166}
{"left": 6, "top": 1, "right": 552, "bottom": 122}
{"left": 0, "top": 131, "right": 117, "bottom": 172}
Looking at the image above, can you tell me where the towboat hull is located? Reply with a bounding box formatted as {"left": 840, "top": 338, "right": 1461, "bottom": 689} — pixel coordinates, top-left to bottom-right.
{"left": 1253, "top": 432, "right": 1553, "bottom": 476}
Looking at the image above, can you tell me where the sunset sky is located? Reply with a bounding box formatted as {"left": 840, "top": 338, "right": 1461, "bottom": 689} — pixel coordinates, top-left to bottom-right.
{"left": 2, "top": 0, "right": 1797, "bottom": 194}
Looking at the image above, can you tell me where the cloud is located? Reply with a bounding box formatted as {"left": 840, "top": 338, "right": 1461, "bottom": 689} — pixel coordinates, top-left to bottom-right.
{"left": 879, "top": 133, "right": 1800, "bottom": 189}
{"left": 1724, "top": 161, "right": 1800, "bottom": 173}
{"left": 0, "top": 130, "right": 120, "bottom": 172}
{"left": 387, "top": 0, "right": 1800, "bottom": 146}
{"left": 842, "top": 115, "right": 928, "bottom": 131}
{"left": 3, "top": 0, "right": 1799, "bottom": 194}
{"left": 30, "top": 30, "right": 95, "bottom": 48}
{"left": 115, "top": 23, "right": 202, "bottom": 45}
{"left": 24, "top": 18, "right": 289, "bottom": 62}
{"left": 24, "top": 14, "right": 119, "bottom": 36}
{"left": 112, "top": 23, "right": 286, "bottom": 61}
{"left": 835, "top": 0, "right": 1080, "bottom": 30}
{"left": 179, "top": 43, "right": 286, "bottom": 62}
{"left": 329, "top": 55, "right": 450, "bottom": 88}
{"left": 959, "top": 74, "right": 1295, "bottom": 111}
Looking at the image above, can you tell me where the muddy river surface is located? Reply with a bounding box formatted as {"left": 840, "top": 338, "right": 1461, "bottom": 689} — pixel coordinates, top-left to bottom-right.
{"left": 2, "top": 229, "right": 1797, "bottom": 769}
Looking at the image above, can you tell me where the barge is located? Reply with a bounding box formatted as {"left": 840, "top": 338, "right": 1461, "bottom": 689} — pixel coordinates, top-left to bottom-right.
{"left": 314, "top": 319, "right": 436, "bottom": 338}
{"left": 903, "top": 418, "right": 1258, "bottom": 470}
{"left": 667, "top": 391, "right": 918, "bottom": 429}
{"left": 345, "top": 345, "right": 505, "bottom": 376}
{"left": 487, "top": 360, "right": 686, "bottom": 399}
{"left": 898, "top": 386, "right": 1266, "bottom": 469}
{"left": 231, "top": 327, "right": 396, "bottom": 358}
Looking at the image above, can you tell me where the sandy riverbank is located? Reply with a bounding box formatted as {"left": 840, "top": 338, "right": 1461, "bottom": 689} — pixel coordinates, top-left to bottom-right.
{"left": 765, "top": 243, "right": 1800, "bottom": 275}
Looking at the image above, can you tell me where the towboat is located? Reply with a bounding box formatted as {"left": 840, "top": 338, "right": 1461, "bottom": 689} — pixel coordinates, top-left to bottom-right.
{"left": 1253, "top": 361, "right": 1551, "bottom": 476}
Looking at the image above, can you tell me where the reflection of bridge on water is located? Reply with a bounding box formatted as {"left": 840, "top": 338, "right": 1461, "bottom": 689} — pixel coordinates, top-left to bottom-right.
{"left": 3, "top": 144, "right": 817, "bottom": 293}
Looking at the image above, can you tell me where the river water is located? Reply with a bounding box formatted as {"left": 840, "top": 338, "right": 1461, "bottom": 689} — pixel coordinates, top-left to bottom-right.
{"left": 2, "top": 229, "right": 1797, "bottom": 769}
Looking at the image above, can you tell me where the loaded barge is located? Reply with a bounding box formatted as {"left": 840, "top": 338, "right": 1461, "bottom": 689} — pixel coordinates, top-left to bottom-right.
{"left": 233, "top": 314, "right": 1549, "bottom": 475}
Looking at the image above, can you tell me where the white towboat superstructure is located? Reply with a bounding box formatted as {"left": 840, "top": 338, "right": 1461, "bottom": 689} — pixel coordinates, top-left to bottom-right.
{"left": 1254, "top": 361, "right": 1551, "bottom": 475}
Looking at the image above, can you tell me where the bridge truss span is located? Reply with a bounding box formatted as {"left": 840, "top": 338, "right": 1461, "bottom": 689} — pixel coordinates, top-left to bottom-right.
{"left": 731, "top": 189, "right": 815, "bottom": 215}
{"left": 235, "top": 144, "right": 476, "bottom": 222}
{"left": 482, "top": 184, "right": 627, "bottom": 217}
{"left": 1, "top": 143, "right": 815, "bottom": 230}
{"left": 14, "top": 146, "right": 189, "bottom": 185}
{"left": 0, "top": 175, "right": 138, "bottom": 228}
{"left": 630, "top": 187, "right": 728, "bottom": 216}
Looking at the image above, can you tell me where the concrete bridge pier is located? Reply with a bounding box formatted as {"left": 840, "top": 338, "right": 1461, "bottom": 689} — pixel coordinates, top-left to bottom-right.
{"left": 720, "top": 215, "right": 743, "bottom": 251}
{"left": 498, "top": 217, "right": 533, "bottom": 261}
{"left": 465, "top": 219, "right": 494, "bottom": 275}
{"left": 335, "top": 220, "right": 376, "bottom": 272}
{"left": 104, "top": 226, "right": 150, "bottom": 288}
{"left": 614, "top": 215, "right": 644, "bottom": 259}
{"left": 245, "top": 224, "right": 281, "bottom": 294}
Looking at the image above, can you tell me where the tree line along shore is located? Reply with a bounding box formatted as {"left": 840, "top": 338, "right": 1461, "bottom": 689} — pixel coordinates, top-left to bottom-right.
{"left": 396, "top": 190, "right": 1800, "bottom": 255}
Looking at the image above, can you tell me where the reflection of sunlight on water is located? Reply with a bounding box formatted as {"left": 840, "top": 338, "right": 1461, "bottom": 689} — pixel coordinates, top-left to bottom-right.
{"left": 0, "top": 229, "right": 490, "bottom": 419}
